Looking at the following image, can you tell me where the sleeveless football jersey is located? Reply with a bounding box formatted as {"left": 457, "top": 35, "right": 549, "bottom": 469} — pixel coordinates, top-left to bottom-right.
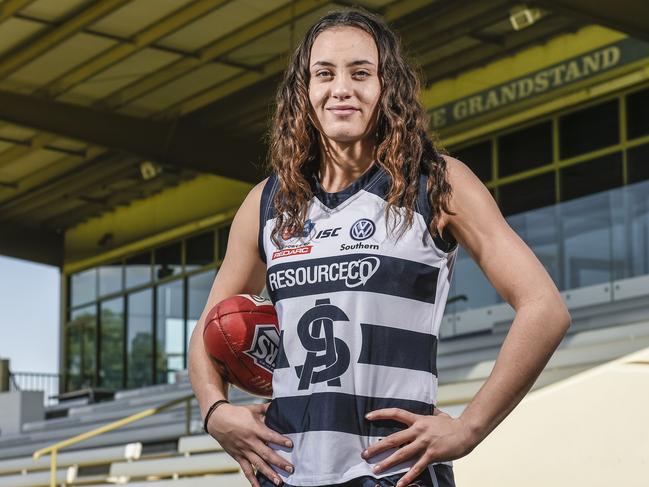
{"left": 258, "top": 162, "right": 458, "bottom": 486}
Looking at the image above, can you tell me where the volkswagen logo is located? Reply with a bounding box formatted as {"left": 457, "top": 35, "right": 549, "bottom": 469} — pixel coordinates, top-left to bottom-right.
{"left": 350, "top": 218, "right": 376, "bottom": 241}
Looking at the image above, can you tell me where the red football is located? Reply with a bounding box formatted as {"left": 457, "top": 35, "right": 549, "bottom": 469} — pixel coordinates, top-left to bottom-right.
{"left": 203, "top": 294, "right": 279, "bottom": 398}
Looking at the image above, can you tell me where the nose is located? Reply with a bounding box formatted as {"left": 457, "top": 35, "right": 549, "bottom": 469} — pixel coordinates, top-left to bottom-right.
{"left": 331, "top": 73, "right": 352, "bottom": 99}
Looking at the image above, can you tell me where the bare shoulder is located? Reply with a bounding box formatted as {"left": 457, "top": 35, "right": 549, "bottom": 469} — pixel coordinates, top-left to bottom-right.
{"left": 442, "top": 154, "right": 489, "bottom": 201}
{"left": 438, "top": 154, "right": 503, "bottom": 236}
{"left": 247, "top": 176, "right": 271, "bottom": 206}
{"left": 251, "top": 176, "right": 271, "bottom": 196}
{"left": 211, "top": 177, "right": 271, "bottom": 298}
{"left": 234, "top": 176, "right": 270, "bottom": 223}
{"left": 442, "top": 154, "right": 473, "bottom": 181}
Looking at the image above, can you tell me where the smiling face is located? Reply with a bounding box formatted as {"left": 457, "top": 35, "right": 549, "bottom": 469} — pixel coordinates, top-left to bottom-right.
{"left": 308, "top": 26, "right": 381, "bottom": 145}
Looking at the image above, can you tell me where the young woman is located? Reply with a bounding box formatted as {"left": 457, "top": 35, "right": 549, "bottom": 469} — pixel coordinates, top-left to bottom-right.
{"left": 188, "top": 9, "right": 570, "bottom": 487}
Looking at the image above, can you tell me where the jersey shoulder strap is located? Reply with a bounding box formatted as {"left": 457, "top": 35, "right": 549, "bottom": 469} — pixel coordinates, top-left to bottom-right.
{"left": 415, "top": 170, "right": 457, "bottom": 253}
{"left": 258, "top": 173, "right": 279, "bottom": 263}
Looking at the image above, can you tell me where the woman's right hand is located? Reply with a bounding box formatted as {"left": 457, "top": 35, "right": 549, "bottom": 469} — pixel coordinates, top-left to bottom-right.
{"left": 206, "top": 402, "right": 294, "bottom": 487}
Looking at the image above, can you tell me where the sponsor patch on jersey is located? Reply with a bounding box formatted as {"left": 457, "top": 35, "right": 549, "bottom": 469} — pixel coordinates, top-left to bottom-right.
{"left": 273, "top": 245, "right": 313, "bottom": 260}
{"left": 350, "top": 218, "right": 376, "bottom": 241}
{"left": 268, "top": 256, "right": 380, "bottom": 291}
{"left": 340, "top": 241, "right": 379, "bottom": 252}
{"left": 314, "top": 227, "right": 342, "bottom": 239}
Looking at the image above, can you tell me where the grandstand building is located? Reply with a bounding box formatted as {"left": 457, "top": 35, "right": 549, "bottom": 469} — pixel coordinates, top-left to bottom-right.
{"left": 0, "top": 1, "right": 647, "bottom": 486}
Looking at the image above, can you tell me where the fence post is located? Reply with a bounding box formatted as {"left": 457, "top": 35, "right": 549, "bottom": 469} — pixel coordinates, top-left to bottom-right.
{"left": 50, "top": 449, "right": 57, "bottom": 487}
{"left": 0, "top": 359, "right": 9, "bottom": 392}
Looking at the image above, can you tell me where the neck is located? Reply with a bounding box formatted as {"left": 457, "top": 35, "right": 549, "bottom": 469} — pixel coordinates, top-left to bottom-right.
{"left": 317, "top": 136, "right": 376, "bottom": 193}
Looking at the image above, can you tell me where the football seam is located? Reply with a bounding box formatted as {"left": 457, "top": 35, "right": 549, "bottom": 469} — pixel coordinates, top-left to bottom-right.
{"left": 219, "top": 320, "right": 271, "bottom": 393}
{"left": 218, "top": 309, "right": 277, "bottom": 318}
{"left": 218, "top": 327, "right": 249, "bottom": 390}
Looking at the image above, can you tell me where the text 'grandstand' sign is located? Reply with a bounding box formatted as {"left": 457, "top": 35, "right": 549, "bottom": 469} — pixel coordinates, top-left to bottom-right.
{"left": 429, "top": 38, "right": 649, "bottom": 129}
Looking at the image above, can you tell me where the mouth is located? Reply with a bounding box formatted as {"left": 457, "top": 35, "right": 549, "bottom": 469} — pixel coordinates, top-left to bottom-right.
{"left": 326, "top": 107, "right": 359, "bottom": 116}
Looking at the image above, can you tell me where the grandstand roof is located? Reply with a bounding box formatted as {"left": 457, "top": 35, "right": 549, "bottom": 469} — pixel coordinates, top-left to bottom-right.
{"left": 0, "top": 0, "right": 647, "bottom": 265}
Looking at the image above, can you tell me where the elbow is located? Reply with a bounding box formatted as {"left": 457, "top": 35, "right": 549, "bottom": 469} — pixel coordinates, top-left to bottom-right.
{"left": 553, "top": 299, "right": 572, "bottom": 337}
{"left": 187, "top": 322, "right": 204, "bottom": 370}
{"left": 563, "top": 307, "right": 572, "bottom": 333}
{"left": 521, "top": 293, "right": 571, "bottom": 337}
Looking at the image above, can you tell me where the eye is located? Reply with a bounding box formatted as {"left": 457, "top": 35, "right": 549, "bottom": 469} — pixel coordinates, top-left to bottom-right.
{"left": 315, "top": 70, "right": 333, "bottom": 78}
{"left": 353, "top": 70, "right": 370, "bottom": 78}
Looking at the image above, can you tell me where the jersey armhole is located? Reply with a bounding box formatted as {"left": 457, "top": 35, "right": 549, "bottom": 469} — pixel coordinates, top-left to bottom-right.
{"left": 416, "top": 173, "right": 458, "bottom": 254}
{"left": 258, "top": 174, "right": 278, "bottom": 264}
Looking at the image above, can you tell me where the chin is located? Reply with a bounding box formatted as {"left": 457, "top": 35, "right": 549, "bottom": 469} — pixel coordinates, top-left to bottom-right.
{"left": 323, "top": 130, "right": 367, "bottom": 143}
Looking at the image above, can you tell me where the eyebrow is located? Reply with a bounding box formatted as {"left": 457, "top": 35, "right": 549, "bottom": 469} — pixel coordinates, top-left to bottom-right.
{"left": 311, "top": 60, "right": 376, "bottom": 68}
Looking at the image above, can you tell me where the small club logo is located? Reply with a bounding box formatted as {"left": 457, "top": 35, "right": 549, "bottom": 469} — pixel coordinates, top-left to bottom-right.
{"left": 350, "top": 218, "right": 376, "bottom": 241}
{"left": 245, "top": 325, "right": 280, "bottom": 372}
{"left": 281, "top": 219, "right": 316, "bottom": 242}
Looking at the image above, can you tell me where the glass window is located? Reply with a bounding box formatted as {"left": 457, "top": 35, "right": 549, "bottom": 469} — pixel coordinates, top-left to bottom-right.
{"left": 127, "top": 289, "right": 153, "bottom": 388}
{"left": 453, "top": 140, "right": 492, "bottom": 182}
{"left": 560, "top": 192, "right": 613, "bottom": 288}
{"left": 187, "top": 270, "right": 216, "bottom": 354}
{"left": 609, "top": 185, "right": 631, "bottom": 281}
{"left": 628, "top": 143, "right": 649, "bottom": 184}
{"left": 99, "top": 261, "right": 122, "bottom": 297}
{"left": 66, "top": 305, "right": 96, "bottom": 391}
{"left": 66, "top": 321, "right": 82, "bottom": 392}
{"left": 156, "top": 279, "right": 185, "bottom": 384}
{"left": 560, "top": 152, "right": 623, "bottom": 202}
{"left": 71, "top": 268, "right": 96, "bottom": 307}
{"left": 448, "top": 248, "right": 500, "bottom": 312}
{"left": 155, "top": 242, "right": 182, "bottom": 281}
{"left": 99, "top": 298, "right": 124, "bottom": 389}
{"left": 625, "top": 181, "right": 649, "bottom": 278}
{"left": 218, "top": 225, "right": 230, "bottom": 261}
{"left": 508, "top": 207, "right": 562, "bottom": 289}
{"left": 498, "top": 121, "right": 552, "bottom": 177}
{"left": 627, "top": 87, "right": 649, "bottom": 139}
{"left": 186, "top": 232, "right": 214, "bottom": 270}
{"left": 126, "top": 252, "right": 151, "bottom": 289}
{"left": 499, "top": 172, "right": 556, "bottom": 216}
{"left": 559, "top": 100, "right": 619, "bottom": 159}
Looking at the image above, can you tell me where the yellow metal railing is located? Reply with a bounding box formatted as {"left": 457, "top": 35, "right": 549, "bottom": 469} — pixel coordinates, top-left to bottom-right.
{"left": 33, "top": 393, "right": 195, "bottom": 487}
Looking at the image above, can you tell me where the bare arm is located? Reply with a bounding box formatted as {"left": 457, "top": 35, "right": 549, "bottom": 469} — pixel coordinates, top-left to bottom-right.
{"left": 364, "top": 156, "right": 570, "bottom": 487}
{"left": 442, "top": 155, "right": 571, "bottom": 442}
{"left": 188, "top": 179, "right": 267, "bottom": 418}
{"left": 187, "top": 178, "right": 293, "bottom": 487}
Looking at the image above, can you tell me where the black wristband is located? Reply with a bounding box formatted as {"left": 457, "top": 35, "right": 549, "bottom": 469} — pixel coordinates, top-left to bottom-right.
{"left": 203, "top": 399, "right": 230, "bottom": 433}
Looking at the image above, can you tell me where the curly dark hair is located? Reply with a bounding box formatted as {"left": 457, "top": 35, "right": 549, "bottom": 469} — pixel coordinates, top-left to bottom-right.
{"left": 266, "top": 8, "right": 453, "bottom": 248}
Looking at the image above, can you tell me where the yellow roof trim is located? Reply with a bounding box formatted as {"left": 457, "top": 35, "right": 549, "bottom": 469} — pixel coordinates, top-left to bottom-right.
{"left": 63, "top": 206, "right": 237, "bottom": 275}
{"left": 422, "top": 25, "right": 625, "bottom": 108}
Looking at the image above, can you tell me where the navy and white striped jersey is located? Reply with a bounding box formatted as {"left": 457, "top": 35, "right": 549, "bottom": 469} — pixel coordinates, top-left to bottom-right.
{"left": 258, "top": 162, "right": 457, "bottom": 486}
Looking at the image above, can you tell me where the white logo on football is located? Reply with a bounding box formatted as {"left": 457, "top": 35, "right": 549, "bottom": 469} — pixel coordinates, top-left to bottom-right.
{"left": 240, "top": 294, "right": 268, "bottom": 306}
{"left": 244, "top": 325, "right": 280, "bottom": 372}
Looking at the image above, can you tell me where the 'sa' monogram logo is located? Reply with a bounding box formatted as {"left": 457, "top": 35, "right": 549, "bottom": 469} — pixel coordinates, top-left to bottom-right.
{"left": 295, "top": 298, "right": 350, "bottom": 390}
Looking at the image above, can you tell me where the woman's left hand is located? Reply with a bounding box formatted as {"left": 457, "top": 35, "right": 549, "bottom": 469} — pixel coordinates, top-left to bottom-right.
{"left": 361, "top": 407, "right": 477, "bottom": 487}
